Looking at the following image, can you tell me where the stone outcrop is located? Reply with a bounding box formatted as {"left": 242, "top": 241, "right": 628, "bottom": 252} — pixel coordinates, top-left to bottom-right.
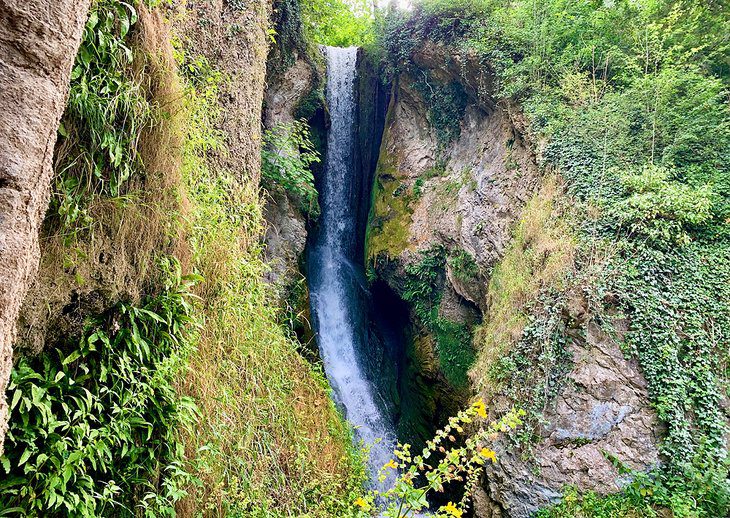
{"left": 368, "top": 41, "right": 662, "bottom": 516}
{"left": 479, "top": 316, "right": 661, "bottom": 517}
{"left": 0, "top": 0, "right": 91, "bottom": 455}
{"left": 368, "top": 52, "right": 538, "bottom": 311}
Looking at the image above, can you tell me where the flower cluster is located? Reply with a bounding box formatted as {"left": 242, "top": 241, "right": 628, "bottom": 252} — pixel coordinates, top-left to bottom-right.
{"left": 354, "top": 400, "right": 525, "bottom": 517}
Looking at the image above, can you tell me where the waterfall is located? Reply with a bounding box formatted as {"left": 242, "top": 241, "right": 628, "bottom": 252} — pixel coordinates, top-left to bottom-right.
{"left": 308, "top": 46, "right": 396, "bottom": 485}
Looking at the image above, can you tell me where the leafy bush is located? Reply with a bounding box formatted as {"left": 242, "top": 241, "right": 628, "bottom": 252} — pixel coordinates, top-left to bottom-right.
{"left": 612, "top": 165, "right": 713, "bottom": 245}
{"left": 0, "top": 260, "right": 198, "bottom": 516}
{"left": 535, "top": 486, "right": 656, "bottom": 518}
{"left": 447, "top": 250, "right": 479, "bottom": 283}
{"left": 262, "top": 119, "right": 321, "bottom": 217}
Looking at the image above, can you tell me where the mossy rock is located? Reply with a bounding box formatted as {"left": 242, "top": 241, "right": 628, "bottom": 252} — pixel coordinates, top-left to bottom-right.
{"left": 367, "top": 152, "right": 414, "bottom": 261}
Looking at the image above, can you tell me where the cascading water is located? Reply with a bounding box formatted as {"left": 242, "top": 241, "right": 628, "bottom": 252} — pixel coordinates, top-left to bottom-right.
{"left": 308, "top": 46, "right": 397, "bottom": 484}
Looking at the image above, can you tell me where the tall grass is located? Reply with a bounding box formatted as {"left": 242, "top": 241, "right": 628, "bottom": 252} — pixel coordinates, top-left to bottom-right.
{"left": 471, "top": 175, "right": 575, "bottom": 393}
{"left": 172, "top": 43, "right": 366, "bottom": 516}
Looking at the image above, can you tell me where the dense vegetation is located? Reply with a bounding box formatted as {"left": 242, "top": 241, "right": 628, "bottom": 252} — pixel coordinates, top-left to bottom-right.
{"left": 402, "top": 246, "right": 476, "bottom": 389}
{"left": 383, "top": 0, "right": 730, "bottom": 516}
{"left": 2, "top": 0, "right": 365, "bottom": 515}
{"left": 378, "top": 0, "right": 729, "bottom": 515}
{"left": 300, "top": 0, "right": 376, "bottom": 47}
{"left": 1, "top": 261, "right": 196, "bottom": 515}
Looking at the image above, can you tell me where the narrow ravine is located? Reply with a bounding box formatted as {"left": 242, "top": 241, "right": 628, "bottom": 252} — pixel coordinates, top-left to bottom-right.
{"left": 307, "top": 46, "right": 397, "bottom": 483}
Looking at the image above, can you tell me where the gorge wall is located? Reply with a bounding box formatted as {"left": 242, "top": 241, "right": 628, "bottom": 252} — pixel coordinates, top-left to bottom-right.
{"left": 1, "top": 1, "right": 364, "bottom": 514}
{"left": 366, "top": 41, "right": 663, "bottom": 516}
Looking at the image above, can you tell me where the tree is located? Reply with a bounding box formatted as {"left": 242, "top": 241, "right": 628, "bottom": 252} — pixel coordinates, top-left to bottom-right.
{"left": 0, "top": 0, "right": 91, "bottom": 454}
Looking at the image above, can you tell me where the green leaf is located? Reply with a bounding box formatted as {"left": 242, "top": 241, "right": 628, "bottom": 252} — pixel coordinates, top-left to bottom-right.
{"left": 62, "top": 350, "right": 82, "bottom": 366}
{"left": 17, "top": 449, "right": 32, "bottom": 467}
{"left": 10, "top": 389, "right": 22, "bottom": 411}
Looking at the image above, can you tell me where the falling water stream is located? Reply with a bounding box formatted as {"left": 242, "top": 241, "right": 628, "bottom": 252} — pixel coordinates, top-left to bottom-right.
{"left": 307, "top": 46, "right": 397, "bottom": 485}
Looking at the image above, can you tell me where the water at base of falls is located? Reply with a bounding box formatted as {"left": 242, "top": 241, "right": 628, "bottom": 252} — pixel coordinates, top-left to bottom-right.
{"left": 307, "top": 46, "right": 397, "bottom": 486}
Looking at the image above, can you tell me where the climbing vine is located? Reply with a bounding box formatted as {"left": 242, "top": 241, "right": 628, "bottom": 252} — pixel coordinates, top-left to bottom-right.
{"left": 412, "top": 74, "right": 468, "bottom": 148}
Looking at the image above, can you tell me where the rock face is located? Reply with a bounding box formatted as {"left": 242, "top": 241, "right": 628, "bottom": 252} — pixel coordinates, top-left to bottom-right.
{"left": 0, "top": 0, "right": 92, "bottom": 455}
{"left": 367, "top": 43, "right": 540, "bottom": 418}
{"left": 15, "top": 5, "right": 184, "bottom": 357}
{"left": 369, "top": 42, "right": 662, "bottom": 516}
{"left": 261, "top": 51, "right": 317, "bottom": 296}
{"left": 480, "top": 317, "right": 661, "bottom": 517}
{"left": 368, "top": 65, "right": 538, "bottom": 311}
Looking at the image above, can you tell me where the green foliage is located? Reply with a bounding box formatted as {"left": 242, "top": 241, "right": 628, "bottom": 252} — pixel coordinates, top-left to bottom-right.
{"left": 53, "top": 0, "right": 152, "bottom": 237}
{"left": 614, "top": 243, "right": 730, "bottom": 471}
{"left": 262, "top": 119, "right": 321, "bottom": 217}
{"left": 535, "top": 486, "right": 656, "bottom": 518}
{"left": 0, "top": 259, "right": 198, "bottom": 516}
{"left": 403, "top": 247, "right": 476, "bottom": 388}
{"left": 540, "top": 454, "right": 730, "bottom": 518}
{"left": 301, "top": 0, "right": 376, "bottom": 47}
{"left": 611, "top": 165, "right": 713, "bottom": 245}
{"left": 269, "top": 0, "right": 310, "bottom": 73}
{"left": 402, "top": 246, "right": 447, "bottom": 324}
{"left": 431, "top": 319, "right": 476, "bottom": 389}
{"left": 355, "top": 402, "right": 524, "bottom": 517}
{"left": 447, "top": 250, "right": 478, "bottom": 283}
{"left": 384, "top": 0, "right": 730, "bottom": 513}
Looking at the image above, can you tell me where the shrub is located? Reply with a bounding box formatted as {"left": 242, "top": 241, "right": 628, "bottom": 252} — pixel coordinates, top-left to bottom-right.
{"left": 611, "top": 165, "right": 713, "bottom": 245}
{"left": 0, "top": 260, "right": 198, "bottom": 516}
{"left": 262, "top": 119, "right": 321, "bottom": 217}
{"left": 447, "top": 250, "right": 479, "bottom": 283}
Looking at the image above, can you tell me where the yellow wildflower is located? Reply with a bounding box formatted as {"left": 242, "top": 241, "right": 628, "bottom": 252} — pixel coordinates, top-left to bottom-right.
{"left": 479, "top": 447, "right": 497, "bottom": 462}
{"left": 441, "top": 501, "right": 463, "bottom": 517}
{"left": 473, "top": 399, "right": 487, "bottom": 418}
{"left": 383, "top": 459, "right": 398, "bottom": 469}
{"left": 354, "top": 497, "right": 371, "bottom": 511}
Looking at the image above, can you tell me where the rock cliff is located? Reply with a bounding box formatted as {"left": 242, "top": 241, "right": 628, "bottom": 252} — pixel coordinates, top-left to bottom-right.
{"left": 367, "top": 42, "right": 662, "bottom": 516}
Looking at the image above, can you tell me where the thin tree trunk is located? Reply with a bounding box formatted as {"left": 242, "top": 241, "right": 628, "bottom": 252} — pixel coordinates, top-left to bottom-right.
{"left": 0, "top": 0, "right": 91, "bottom": 454}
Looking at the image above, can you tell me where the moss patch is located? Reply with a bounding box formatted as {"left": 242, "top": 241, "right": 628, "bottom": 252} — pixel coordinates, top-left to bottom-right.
{"left": 367, "top": 149, "right": 414, "bottom": 262}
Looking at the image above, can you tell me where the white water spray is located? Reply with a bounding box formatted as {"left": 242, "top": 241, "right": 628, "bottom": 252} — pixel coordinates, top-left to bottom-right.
{"left": 308, "top": 46, "right": 397, "bottom": 485}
